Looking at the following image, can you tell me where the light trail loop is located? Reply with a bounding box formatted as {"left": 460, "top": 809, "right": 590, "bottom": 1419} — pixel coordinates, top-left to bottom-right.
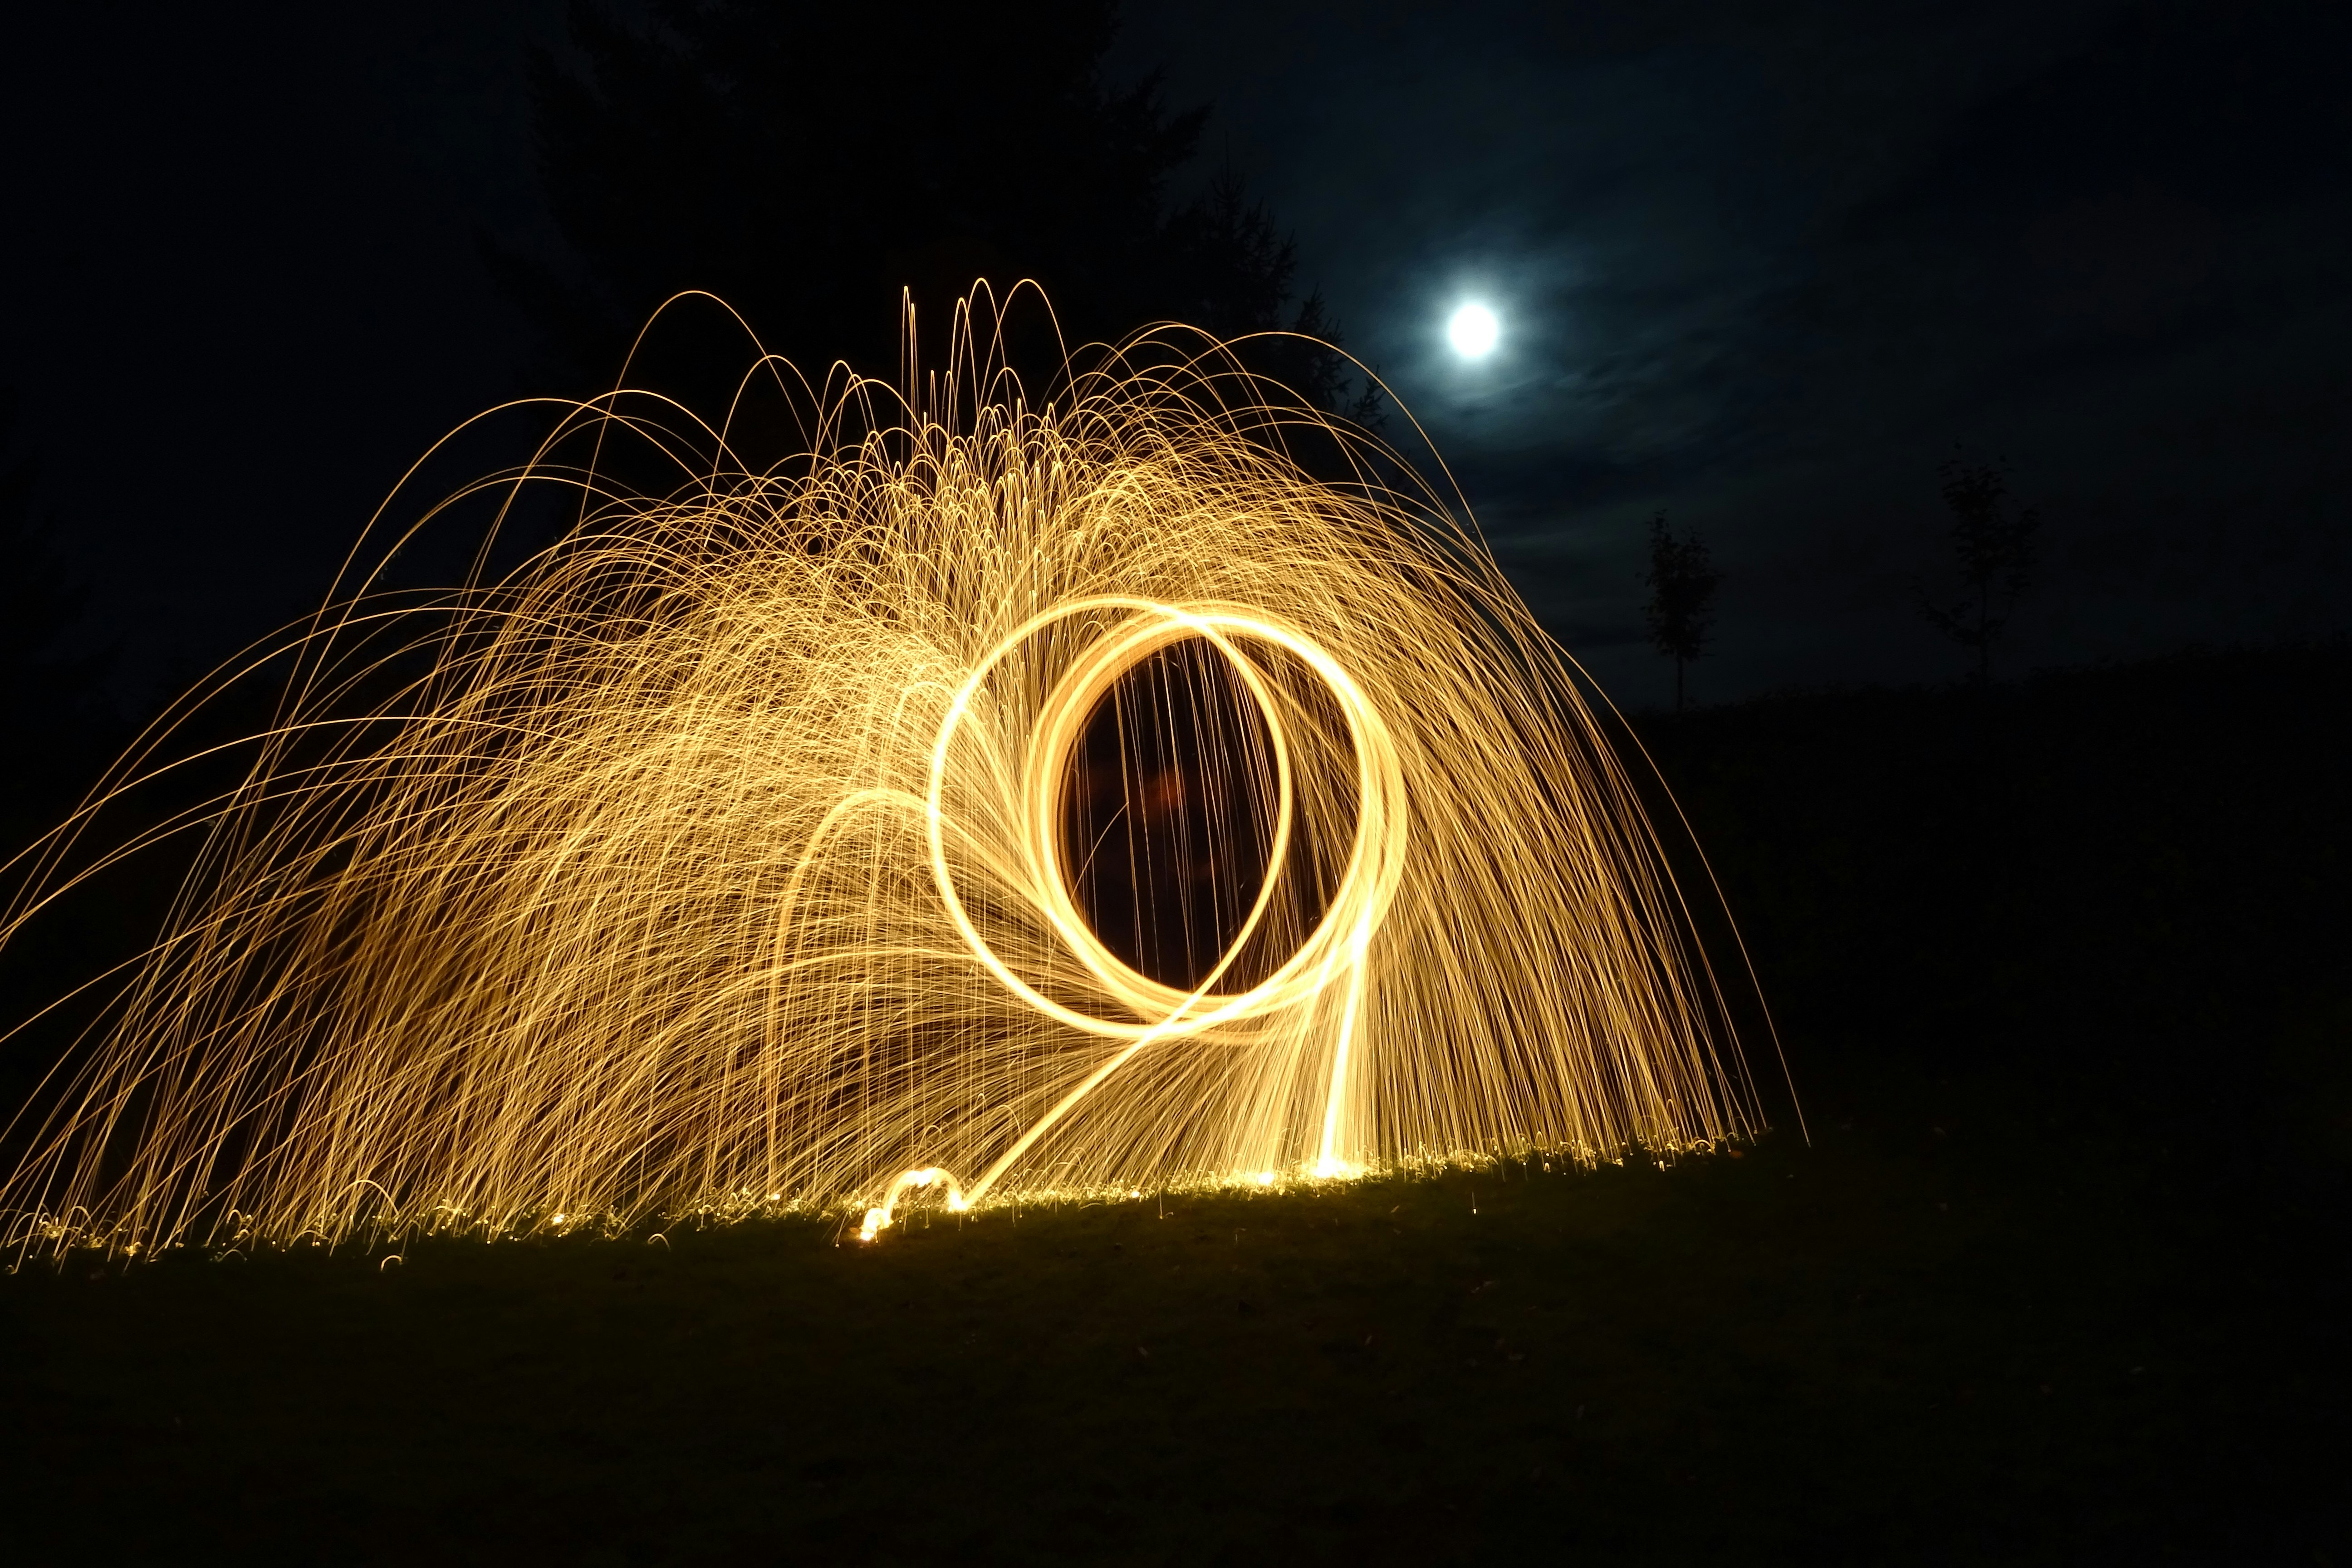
{"left": 860, "top": 597, "right": 1407, "bottom": 1233}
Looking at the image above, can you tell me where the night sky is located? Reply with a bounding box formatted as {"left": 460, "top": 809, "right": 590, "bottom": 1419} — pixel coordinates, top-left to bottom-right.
{"left": 5, "top": 0, "right": 2345, "bottom": 712}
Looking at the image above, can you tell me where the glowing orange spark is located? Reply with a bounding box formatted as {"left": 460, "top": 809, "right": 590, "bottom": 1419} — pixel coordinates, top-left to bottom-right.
{"left": 0, "top": 292, "right": 1769, "bottom": 1261}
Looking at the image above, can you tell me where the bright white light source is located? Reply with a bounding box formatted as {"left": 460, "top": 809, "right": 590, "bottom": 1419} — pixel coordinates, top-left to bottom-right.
{"left": 1447, "top": 303, "right": 1499, "bottom": 358}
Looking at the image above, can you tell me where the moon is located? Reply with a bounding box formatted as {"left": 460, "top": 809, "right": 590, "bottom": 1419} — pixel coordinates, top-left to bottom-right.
{"left": 1447, "top": 303, "right": 1499, "bottom": 358}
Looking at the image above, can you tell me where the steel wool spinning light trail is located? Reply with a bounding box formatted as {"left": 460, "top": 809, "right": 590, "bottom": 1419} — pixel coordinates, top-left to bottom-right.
{"left": 0, "top": 299, "right": 1768, "bottom": 1260}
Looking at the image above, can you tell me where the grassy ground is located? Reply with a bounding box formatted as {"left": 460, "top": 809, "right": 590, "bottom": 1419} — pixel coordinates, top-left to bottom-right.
{"left": 2, "top": 1069, "right": 2339, "bottom": 1563}
{"left": 2, "top": 645, "right": 2346, "bottom": 1563}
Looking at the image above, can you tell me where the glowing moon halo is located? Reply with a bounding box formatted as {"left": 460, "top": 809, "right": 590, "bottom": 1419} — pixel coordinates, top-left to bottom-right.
{"left": 1447, "top": 303, "right": 1500, "bottom": 358}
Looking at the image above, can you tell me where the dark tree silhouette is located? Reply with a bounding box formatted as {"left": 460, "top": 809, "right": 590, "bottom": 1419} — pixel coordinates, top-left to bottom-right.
{"left": 1917, "top": 453, "right": 2040, "bottom": 685}
{"left": 1644, "top": 512, "right": 1721, "bottom": 713}
{"left": 485, "top": 1, "right": 1374, "bottom": 415}
{"left": 1152, "top": 168, "right": 1383, "bottom": 424}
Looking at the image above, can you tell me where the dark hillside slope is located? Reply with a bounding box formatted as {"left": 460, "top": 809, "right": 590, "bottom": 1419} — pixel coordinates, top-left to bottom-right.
{"left": 1636, "top": 642, "right": 2352, "bottom": 1136}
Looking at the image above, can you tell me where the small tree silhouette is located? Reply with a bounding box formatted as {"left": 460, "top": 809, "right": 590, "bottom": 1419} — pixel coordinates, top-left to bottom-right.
{"left": 1643, "top": 513, "right": 1721, "bottom": 713}
{"left": 1917, "top": 453, "right": 2040, "bottom": 685}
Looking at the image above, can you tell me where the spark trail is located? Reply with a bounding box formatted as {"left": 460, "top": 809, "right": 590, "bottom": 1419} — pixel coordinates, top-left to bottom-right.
{"left": 0, "top": 296, "right": 1764, "bottom": 1260}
